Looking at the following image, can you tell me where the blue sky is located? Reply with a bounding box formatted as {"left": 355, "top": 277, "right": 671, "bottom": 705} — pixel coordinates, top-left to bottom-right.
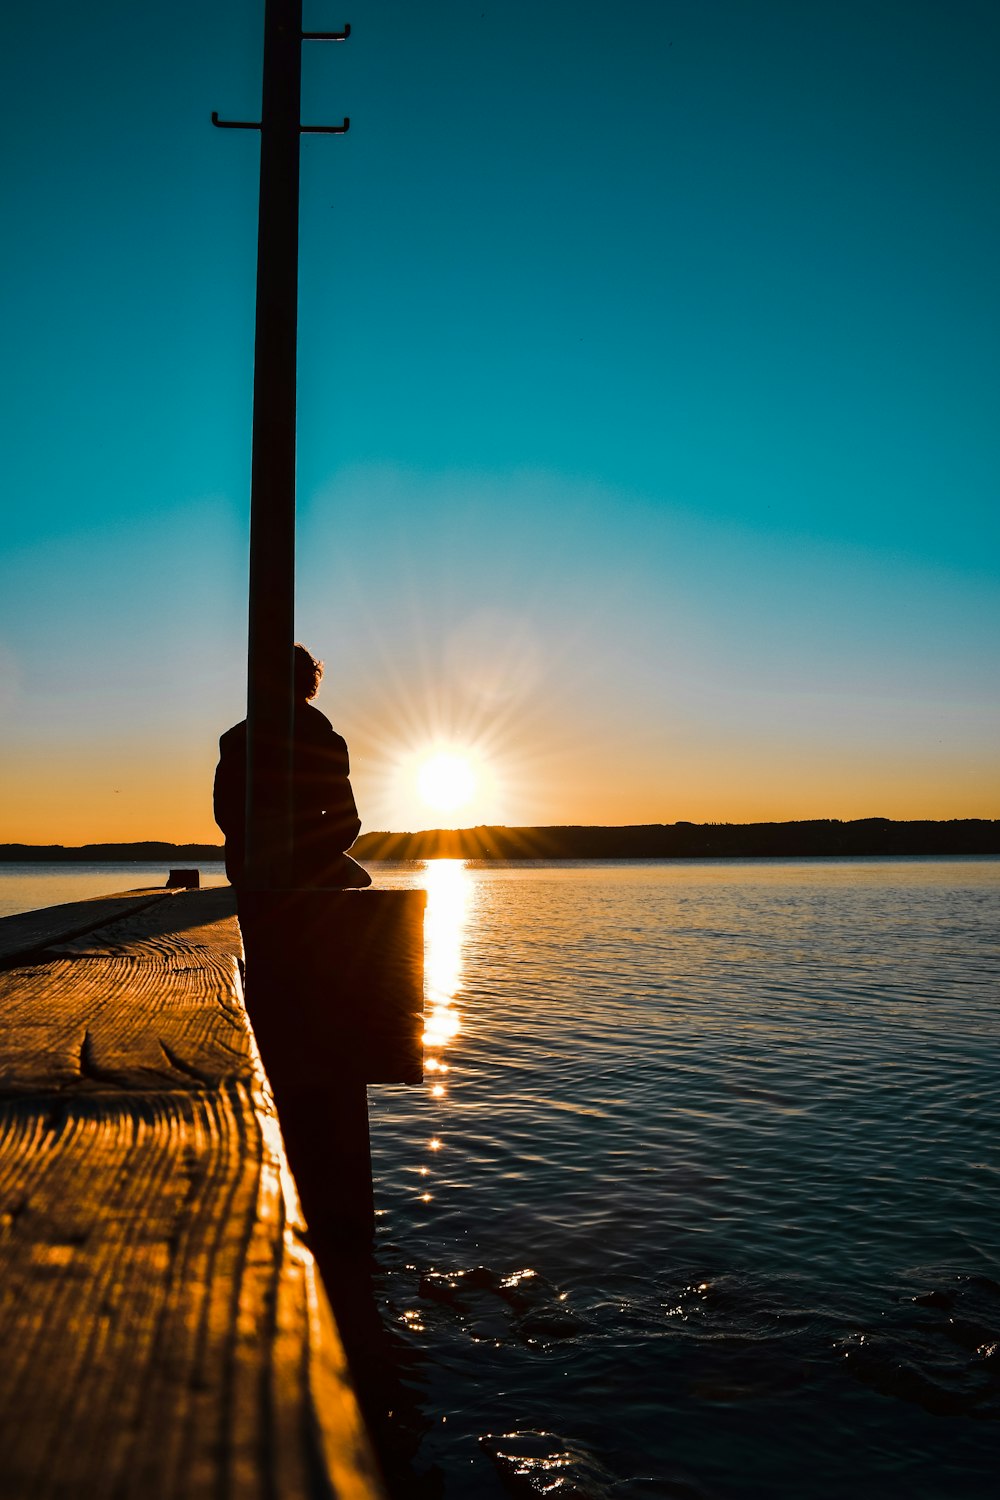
{"left": 2, "top": 1, "right": 998, "bottom": 840}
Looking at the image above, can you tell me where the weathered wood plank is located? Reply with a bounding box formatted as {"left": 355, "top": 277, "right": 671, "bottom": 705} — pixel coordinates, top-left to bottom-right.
{"left": 0, "top": 889, "right": 384, "bottom": 1498}
{"left": 0, "top": 889, "right": 177, "bottom": 965}
{"left": 0, "top": 1083, "right": 379, "bottom": 1497}
{"left": 0, "top": 890, "right": 250, "bottom": 1095}
{"left": 50, "top": 887, "right": 243, "bottom": 962}
{"left": 0, "top": 954, "right": 253, "bottom": 1094}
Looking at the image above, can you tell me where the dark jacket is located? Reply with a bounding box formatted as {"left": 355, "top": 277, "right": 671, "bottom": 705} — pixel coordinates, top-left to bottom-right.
{"left": 213, "top": 703, "right": 362, "bottom": 884}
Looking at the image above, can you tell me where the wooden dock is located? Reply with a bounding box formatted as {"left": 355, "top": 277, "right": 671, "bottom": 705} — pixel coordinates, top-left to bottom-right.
{"left": 0, "top": 885, "right": 383, "bottom": 1498}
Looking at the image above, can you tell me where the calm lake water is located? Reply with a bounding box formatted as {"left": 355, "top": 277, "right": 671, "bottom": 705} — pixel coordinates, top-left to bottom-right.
{"left": 0, "top": 862, "right": 232, "bottom": 920}
{"left": 1, "top": 857, "right": 998, "bottom": 1497}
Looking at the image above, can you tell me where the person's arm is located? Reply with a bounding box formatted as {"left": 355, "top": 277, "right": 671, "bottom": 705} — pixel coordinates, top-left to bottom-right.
{"left": 322, "top": 731, "right": 362, "bottom": 849}
{"left": 213, "top": 731, "right": 244, "bottom": 837}
{"left": 214, "top": 725, "right": 247, "bottom": 884}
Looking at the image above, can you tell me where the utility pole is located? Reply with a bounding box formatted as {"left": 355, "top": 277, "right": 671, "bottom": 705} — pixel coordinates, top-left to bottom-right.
{"left": 213, "top": 2, "right": 350, "bottom": 890}
{"left": 213, "top": 17, "right": 426, "bottom": 1257}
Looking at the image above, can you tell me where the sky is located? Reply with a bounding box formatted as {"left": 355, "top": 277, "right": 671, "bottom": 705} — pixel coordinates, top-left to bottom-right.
{"left": 1, "top": 0, "right": 998, "bottom": 843}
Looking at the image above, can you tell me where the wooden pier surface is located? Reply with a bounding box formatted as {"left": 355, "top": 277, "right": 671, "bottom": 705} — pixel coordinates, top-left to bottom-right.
{"left": 0, "top": 886, "right": 382, "bottom": 1499}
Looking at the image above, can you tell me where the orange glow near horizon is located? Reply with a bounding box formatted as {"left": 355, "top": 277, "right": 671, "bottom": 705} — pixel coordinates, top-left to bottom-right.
{"left": 1, "top": 676, "right": 999, "bottom": 847}
{"left": 0, "top": 732, "right": 998, "bottom": 846}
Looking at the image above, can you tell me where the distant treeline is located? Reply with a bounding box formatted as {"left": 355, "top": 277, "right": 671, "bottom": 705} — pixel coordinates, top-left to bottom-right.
{"left": 354, "top": 819, "right": 1000, "bottom": 860}
{"left": 0, "top": 842, "right": 226, "bottom": 863}
{"left": 7, "top": 820, "right": 994, "bottom": 862}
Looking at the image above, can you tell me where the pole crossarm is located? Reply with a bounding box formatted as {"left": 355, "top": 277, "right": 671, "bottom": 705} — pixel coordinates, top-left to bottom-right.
{"left": 211, "top": 18, "right": 351, "bottom": 139}
{"left": 211, "top": 110, "right": 351, "bottom": 134}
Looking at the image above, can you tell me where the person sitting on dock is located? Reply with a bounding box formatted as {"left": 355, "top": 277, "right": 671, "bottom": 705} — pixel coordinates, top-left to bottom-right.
{"left": 213, "top": 644, "right": 372, "bottom": 889}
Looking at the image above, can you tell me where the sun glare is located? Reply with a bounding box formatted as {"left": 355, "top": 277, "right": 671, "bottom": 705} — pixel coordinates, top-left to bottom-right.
{"left": 376, "top": 725, "right": 506, "bottom": 831}
{"left": 416, "top": 750, "right": 477, "bottom": 815}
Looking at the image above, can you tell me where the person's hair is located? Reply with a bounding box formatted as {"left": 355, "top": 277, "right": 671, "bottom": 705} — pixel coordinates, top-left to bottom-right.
{"left": 293, "top": 644, "right": 324, "bottom": 701}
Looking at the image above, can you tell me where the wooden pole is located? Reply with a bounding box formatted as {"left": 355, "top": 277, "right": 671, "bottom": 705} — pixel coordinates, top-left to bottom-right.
{"left": 244, "top": 0, "right": 303, "bottom": 891}
{"left": 214, "top": 13, "right": 395, "bottom": 1257}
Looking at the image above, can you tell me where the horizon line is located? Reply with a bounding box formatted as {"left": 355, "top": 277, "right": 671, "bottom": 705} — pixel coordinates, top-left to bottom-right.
{"left": 2, "top": 813, "right": 999, "bottom": 854}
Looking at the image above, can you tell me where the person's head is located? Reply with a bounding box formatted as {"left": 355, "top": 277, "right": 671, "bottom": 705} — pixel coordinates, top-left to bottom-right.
{"left": 294, "top": 643, "right": 324, "bottom": 701}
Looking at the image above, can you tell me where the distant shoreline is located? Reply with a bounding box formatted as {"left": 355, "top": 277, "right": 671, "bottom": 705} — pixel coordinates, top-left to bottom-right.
{"left": 2, "top": 819, "right": 998, "bottom": 862}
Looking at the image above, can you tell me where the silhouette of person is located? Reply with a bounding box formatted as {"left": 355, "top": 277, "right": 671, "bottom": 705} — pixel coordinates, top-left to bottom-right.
{"left": 214, "top": 644, "right": 372, "bottom": 889}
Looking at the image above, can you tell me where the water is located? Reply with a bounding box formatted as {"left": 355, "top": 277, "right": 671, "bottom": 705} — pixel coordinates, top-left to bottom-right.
{"left": 365, "top": 859, "right": 1000, "bottom": 1499}
{"left": 1, "top": 856, "right": 998, "bottom": 1496}
{"left": 0, "top": 861, "right": 231, "bottom": 919}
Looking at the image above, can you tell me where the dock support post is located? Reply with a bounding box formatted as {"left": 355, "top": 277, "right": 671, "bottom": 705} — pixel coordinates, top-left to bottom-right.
{"left": 265, "top": 1081, "right": 375, "bottom": 1250}
{"left": 238, "top": 888, "right": 426, "bottom": 1251}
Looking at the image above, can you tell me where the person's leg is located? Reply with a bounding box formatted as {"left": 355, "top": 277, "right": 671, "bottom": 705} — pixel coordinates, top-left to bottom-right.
{"left": 327, "top": 853, "right": 373, "bottom": 888}
{"left": 292, "top": 832, "right": 372, "bottom": 888}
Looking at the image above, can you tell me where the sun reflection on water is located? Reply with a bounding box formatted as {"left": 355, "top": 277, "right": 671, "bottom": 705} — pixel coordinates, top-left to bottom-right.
{"left": 422, "top": 859, "right": 469, "bottom": 1056}
{"left": 416, "top": 858, "right": 470, "bottom": 1208}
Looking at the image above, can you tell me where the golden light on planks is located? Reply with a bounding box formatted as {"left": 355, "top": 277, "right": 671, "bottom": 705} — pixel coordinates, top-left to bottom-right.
{"left": 0, "top": 888, "right": 383, "bottom": 1498}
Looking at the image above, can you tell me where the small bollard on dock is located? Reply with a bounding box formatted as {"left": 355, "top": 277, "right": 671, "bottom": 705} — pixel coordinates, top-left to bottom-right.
{"left": 237, "top": 886, "right": 427, "bottom": 1253}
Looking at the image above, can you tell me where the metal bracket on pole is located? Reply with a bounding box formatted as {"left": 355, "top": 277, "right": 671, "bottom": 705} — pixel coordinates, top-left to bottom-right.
{"left": 212, "top": 110, "right": 350, "bottom": 135}
{"left": 301, "top": 15, "right": 351, "bottom": 129}
{"left": 211, "top": 111, "right": 262, "bottom": 130}
{"left": 213, "top": 21, "right": 351, "bottom": 136}
{"left": 302, "top": 24, "right": 351, "bottom": 40}
{"left": 301, "top": 119, "right": 351, "bottom": 133}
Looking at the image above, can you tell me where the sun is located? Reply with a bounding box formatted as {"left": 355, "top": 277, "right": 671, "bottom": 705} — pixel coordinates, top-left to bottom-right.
{"left": 416, "top": 750, "right": 478, "bottom": 815}
{"left": 378, "top": 733, "right": 504, "bottom": 829}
